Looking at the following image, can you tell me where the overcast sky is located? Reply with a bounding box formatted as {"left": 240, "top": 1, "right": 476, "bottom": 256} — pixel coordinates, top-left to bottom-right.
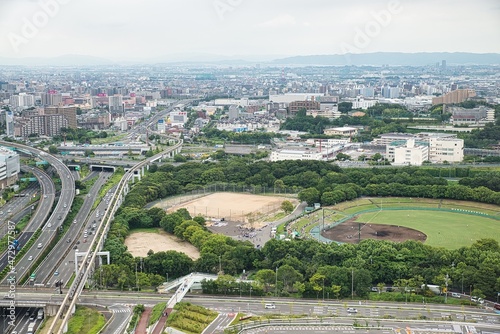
{"left": 1, "top": 0, "right": 499, "bottom": 60}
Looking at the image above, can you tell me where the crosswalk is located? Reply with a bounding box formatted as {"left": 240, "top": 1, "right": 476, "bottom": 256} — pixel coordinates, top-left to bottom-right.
{"left": 112, "top": 308, "right": 130, "bottom": 313}
{"left": 109, "top": 304, "right": 131, "bottom": 313}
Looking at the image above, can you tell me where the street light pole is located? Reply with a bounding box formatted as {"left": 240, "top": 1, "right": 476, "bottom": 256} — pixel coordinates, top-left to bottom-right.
{"left": 322, "top": 278, "right": 325, "bottom": 301}
{"left": 218, "top": 255, "right": 222, "bottom": 274}
{"left": 275, "top": 267, "right": 278, "bottom": 297}
{"left": 445, "top": 273, "right": 449, "bottom": 304}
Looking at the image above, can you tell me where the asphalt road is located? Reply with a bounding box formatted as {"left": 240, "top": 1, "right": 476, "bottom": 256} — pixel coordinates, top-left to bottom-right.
{"left": 1, "top": 292, "right": 499, "bottom": 334}
{"left": 30, "top": 172, "right": 112, "bottom": 287}
{"left": 0, "top": 144, "right": 75, "bottom": 286}
{"left": 43, "top": 173, "right": 114, "bottom": 288}
{"left": 101, "top": 304, "right": 131, "bottom": 334}
{"left": 1, "top": 306, "right": 43, "bottom": 334}
{"left": 0, "top": 167, "right": 55, "bottom": 273}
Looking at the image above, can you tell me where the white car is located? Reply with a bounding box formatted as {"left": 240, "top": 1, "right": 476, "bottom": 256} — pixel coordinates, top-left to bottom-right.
{"left": 264, "top": 304, "right": 276, "bottom": 309}
{"left": 28, "top": 256, "right": 33, "bottom": 261}
{"left": 347, "top": 307, "right": 358, "bottom": 313}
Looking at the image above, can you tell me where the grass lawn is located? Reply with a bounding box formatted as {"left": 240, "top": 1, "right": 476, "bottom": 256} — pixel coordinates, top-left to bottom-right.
{"left": 354, "top": 210, "right": 500, "bottom": 249}
{"left": 67, "top": 306, "right": 105, "bottom": 334}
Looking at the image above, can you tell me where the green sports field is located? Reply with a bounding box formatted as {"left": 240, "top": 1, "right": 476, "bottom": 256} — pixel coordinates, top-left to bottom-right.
{"left": 354, "top": 210, "right": 500, "bottom": 249}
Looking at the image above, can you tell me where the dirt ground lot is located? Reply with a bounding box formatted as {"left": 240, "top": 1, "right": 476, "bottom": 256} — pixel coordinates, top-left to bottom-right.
{"left": 156, "top": 192, "right": 297, "bottom": 228}
{"left": 322, "top": 218, "right": 427, "bottom": 244}
{"left": 125, "top": 230, "right": 200, "bottom": 259}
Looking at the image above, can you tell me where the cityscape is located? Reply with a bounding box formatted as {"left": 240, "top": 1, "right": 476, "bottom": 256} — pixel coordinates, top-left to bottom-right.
{"left": 0, "top": 1, "right": 500, "bottom": 334}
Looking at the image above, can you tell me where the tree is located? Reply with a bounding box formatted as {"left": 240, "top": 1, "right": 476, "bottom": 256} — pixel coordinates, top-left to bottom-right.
{"left": 174, "top": 154, "right": 187, "bottom": 162}
{"left": 281, "top": 200, "right": 294, "bottom": 214}
{"left": 255, "top": 269, "right": 276, "bottom": 293}
{"left": 48, "top": 145, "right": 58, "bottom": 154}
{"left": 336, "top": 153, "right": 351, "bottom": 161}
{"left": 377, "top": 282, "right": 385, "bottom": 294}
{"left": 298, "top": 187, "right": 320, "bottom": 205}
{"left": 293, "top": 281, "right": 306, "bottom": 296}
{"left": 331, "top": 284, "right": 342, "bottom": 299}
{"left": 277, "top": 265, "right": 303, "bottom": 292}
{"left": 310, "top": 273, "right": 326, "bottom": 299}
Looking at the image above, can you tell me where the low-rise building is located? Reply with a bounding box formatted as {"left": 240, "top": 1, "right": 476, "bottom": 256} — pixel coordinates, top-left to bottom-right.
{"left": 428, "top": 137, "right": 464, "bottom": 163}
{"left": 0, "top": 147, "right": 20, "bottom": 188}
{"left": 389, "top": 138, "right": 429, "bottom": 166}
{"left": 324, "top": 126, "right": 358, "bottom": 137}
{"left": 270, "top": 148, "right": 333, "bottom": 162}
{"left": 449, "top": 106, "right": 495, "bottom": 126}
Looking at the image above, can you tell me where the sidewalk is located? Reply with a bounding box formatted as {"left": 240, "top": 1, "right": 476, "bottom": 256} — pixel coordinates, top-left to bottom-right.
{"left": 134, "top": 307, "right": 152, "bottom": 334}
{"left": 152, "top": 307, "right": 174, "bottom": 334}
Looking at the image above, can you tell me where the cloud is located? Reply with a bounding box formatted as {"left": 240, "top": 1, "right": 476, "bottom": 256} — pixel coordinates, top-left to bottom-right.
{"left": 256, "top": 14, "right": 297, "bottom": 28}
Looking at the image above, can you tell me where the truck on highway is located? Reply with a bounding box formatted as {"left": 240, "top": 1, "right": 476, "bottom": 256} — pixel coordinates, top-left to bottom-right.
{"left": 27, "top": 322, "right": 35, "bottom": 334}
{"left": 37, "top": 308, "right": 44, "bottom": 320}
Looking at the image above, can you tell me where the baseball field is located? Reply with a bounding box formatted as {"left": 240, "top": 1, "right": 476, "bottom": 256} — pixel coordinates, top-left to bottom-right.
{"left": 320, "top": 198, "right": 500, "bottom": 249}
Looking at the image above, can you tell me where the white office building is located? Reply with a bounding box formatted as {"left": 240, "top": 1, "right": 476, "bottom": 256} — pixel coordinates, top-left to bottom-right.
{"left": 428, "top": 137, "right": 464, "bottom": 163}
{"left": 270, "top": 148, "right": 333, "bottom": 162}
{"left": 389, "top": 138, "right": 429, "bottom": 166}
{"left": 0, "top": 147, "right": 20, "bottom": 188}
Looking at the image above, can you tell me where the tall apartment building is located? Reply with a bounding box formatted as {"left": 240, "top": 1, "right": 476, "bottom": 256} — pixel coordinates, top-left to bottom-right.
{"left": 0, "top": 147, "right": 20, "bottom": 188}
{"left": 44, "top": 106, "right": 77, "bottom": 128}
{"left": 109, "top": 95, "right": 124, "bottom": 114}
{"left": 5, "top": 111, "right": 14, "bottom": 137}
{"left": 41, "top": 92, "right": 63, "bottom": 106}
{"left": 432, "top": 89, "right": 476, "bottom": 105}
{"left": 10, "top": 93, "right": 35, "bottom": 109}
{"left": 18, "top": 114, "right": 68, "bottom": 137}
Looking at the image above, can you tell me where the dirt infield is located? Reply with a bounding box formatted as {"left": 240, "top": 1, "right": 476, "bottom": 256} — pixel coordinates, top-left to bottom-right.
{"left": 125, "top": 230, "right": 200, "bottom": 259}
{"left": 155, "top": 192, "right": 297, "bottom": 227}
{"left": 322, "top": 217, "right": 427, "bottom": 244}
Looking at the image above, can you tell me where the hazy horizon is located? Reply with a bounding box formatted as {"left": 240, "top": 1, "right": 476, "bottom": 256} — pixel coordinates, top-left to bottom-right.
{"left": 1, "top": 0, "right": 499, "bottom": 60}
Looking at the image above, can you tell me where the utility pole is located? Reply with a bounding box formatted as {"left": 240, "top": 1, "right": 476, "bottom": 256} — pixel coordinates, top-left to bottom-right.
{"left": 219, "top": 255, "right": 222, "bottom": 274}
{"left": 358, "top": 223, "right": 361, "bottom": 243}
{"left": 351, "top": 268, "right": 354, "bottom": 300}
{"left": 322, "top": 208, "right": 325, "bottom": 232}
{"left": 275, "top": 267, "right": 278, "bottom": 297}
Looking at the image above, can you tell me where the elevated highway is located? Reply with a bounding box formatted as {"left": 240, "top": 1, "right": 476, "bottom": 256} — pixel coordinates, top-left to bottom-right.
{"left": 48, "top": 101, "right": 188, "bottom": 333}
{"left": 0, "top": 142, "right": 76, "bottom": 286}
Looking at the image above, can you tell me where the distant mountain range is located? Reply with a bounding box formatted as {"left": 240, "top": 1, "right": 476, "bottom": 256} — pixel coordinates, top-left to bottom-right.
{"left": 0, "top": 52, "right": 499, "bottom": 66}
{"left": 271, "top": 52, "right": 500, "bottom": 66}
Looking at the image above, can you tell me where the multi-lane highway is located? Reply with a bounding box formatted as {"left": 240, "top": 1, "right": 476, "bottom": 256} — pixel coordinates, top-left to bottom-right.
{"left": 0, "top": 143, "right": 75, "bottom": 286}
{"left": 1, "top": 291, "right": 499, "bottom": 333}
{"left": 29, "top": 172, "right": 112, "bottom": 287}
{"left": 47, "top": 101, "right": 189, "bottom": 334}
{"left": 0, "top": 166, "right": 55, "bottom": 274}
